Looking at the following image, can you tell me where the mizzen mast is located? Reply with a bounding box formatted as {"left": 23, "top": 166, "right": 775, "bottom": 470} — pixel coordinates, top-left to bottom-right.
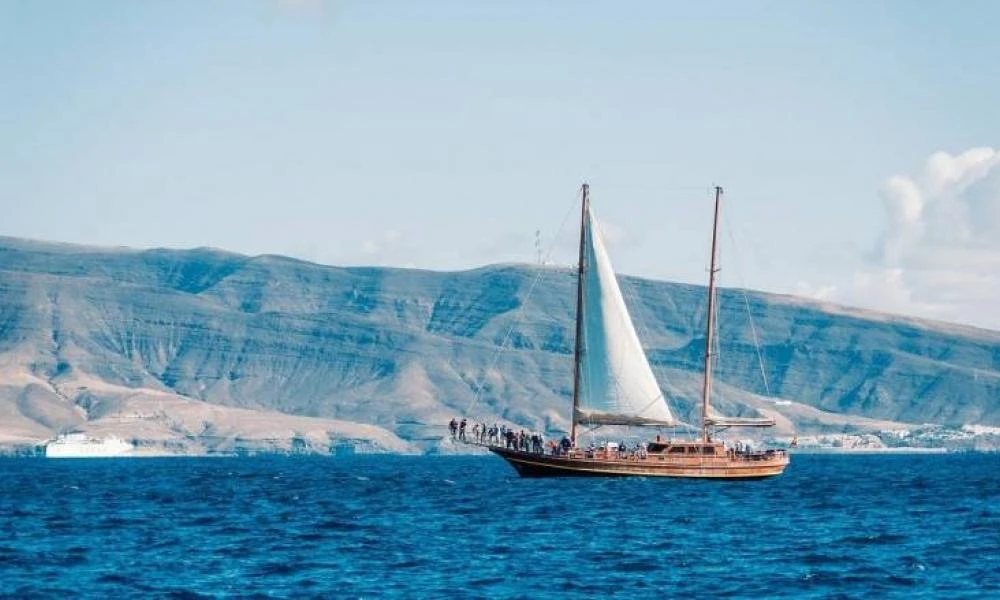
{"left": 700, "top": 186, "right": 723, "bottom": 443}
{"left": 570, "top": 183, "right": 589, "bottom": 447}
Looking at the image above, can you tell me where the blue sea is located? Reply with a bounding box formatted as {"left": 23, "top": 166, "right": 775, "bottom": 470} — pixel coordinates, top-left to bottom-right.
{"left": 1, "top": 454, "right": 998, "bottom": 599}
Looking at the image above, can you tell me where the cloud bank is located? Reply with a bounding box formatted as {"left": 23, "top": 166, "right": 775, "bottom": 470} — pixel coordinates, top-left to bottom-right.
{"left": 812, "top": 148, "right": 1000, "bottom": 330}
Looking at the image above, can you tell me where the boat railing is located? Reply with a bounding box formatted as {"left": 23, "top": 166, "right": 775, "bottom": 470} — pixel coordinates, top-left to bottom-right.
{"left": 730, "top": 448, "right": 788, "bottom": 461}
{"left": 494, "top": 441, "right": 787, "bottom": 463}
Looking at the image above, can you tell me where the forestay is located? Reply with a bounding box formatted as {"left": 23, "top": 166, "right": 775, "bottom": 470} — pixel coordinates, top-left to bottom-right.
{"left": 576, "top": 207, "right": 677, "bottom": 427}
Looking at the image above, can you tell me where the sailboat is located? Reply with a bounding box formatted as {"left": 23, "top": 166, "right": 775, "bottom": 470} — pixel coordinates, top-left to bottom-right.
{"left": 488, "top": 184, "right": 789, "bottom": 478}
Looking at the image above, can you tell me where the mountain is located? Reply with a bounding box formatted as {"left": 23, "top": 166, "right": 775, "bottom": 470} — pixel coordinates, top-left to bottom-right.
{"left": 1, "top": 236, "right": 998, "bottom": 454}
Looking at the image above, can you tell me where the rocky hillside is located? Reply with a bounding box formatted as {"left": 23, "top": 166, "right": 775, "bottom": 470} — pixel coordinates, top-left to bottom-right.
{"left": 1, "top": 236, "right": 998, "bottom": 453}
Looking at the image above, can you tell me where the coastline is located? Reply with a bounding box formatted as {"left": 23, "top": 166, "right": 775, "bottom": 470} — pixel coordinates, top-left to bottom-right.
{"left": 2, "top": 444, "right": 989, "bottom": 458}
{"left": 788, "top": 446, "right": 952, "bottom": 455}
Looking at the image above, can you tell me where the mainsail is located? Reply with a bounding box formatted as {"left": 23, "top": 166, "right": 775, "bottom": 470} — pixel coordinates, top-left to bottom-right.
{"left": 575, "top": 206, "right": 676, "bottom": 427}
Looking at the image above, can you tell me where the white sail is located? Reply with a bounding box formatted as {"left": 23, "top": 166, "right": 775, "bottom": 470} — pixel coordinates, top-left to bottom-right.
{"left": 576, "top": 208, "right": 676, "bottom": 427}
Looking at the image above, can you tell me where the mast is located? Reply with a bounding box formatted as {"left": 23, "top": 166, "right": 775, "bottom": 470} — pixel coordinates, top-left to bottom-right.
{"left": 570, "top": 183, "right": 589, "bottom": 447}
{"left": 700, "top": 186, "right": 723, "bottom": 443}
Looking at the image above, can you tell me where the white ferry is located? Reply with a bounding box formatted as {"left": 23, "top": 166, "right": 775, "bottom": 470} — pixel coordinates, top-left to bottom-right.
{"left": 45, "top": 433, "right": 134, "bottom": 458}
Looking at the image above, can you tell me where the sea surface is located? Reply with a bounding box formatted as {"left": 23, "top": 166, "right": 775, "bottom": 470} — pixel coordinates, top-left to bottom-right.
{"left": 1, "top": 453, "right": 998, "bottom": 599}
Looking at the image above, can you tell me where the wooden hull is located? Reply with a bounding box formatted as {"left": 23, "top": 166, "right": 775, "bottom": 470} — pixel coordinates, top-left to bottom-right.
{"left": 489, "top": 446, "right": 789, "bottom": 479}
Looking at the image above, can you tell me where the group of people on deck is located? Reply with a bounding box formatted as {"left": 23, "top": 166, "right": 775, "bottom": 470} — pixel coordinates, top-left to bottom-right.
{"left": 448, "top": 418, "right": 476, "bottom": 443}
{"left": 501, "top": 429, "right": 546, "bottom": 453}
{"left": 448, "top": 418, "right": 496, "bottom": 445}
{"left": 447, "top": 418, "right": 760, "bottom": 459}
{"left": 448, "top": 417, "right": 649, "bottom": 459}
{"left": 448, "top": 418, "right": 547, "bottom": 452}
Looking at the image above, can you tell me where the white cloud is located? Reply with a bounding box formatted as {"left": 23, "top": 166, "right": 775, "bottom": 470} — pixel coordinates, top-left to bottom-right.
{"left": 361, "top": 229, "right": 401, "bottom": 256}
{"left": 843, "top": 147, "right": 1000, "bottom": 330}
{"left": 794, "top": 281, "right": 837, "bottom": 301}
{"left": 343, "top": 229, "right": 419, "bottom": 267}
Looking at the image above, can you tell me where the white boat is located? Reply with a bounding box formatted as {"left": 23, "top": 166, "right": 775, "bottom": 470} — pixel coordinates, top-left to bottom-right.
{"left": 45, "top": 432, "right": 134, "bottom": 458}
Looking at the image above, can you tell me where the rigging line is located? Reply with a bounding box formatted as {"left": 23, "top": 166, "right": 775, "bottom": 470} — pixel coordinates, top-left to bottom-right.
{"left": 463, "top": 193, "right": 581, "bottom": 418}
{"left": 721, "top": 208, "right": 772, "bottom": 397}
{"left": 714, "top": 231, "right": 727, "bottom": 411}
{"left": 588, "top": 183, "right": 725, "bottom": 195}
{"left": 616, "top": 188, "right": 718, "bottom": 425}
{"left": 631, "top": 392, "right": 679, "bottom": 424}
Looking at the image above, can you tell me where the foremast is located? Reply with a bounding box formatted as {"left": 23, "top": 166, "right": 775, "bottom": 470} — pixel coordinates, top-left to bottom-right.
{"left": 700, "top": 186, "right": 723, "bottom": 443}
{"left": 570, "top": 183, "right": 589, "bottom": 447}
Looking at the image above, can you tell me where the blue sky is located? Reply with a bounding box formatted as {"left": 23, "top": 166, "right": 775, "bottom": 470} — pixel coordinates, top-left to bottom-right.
{"left": 2, "top": 1, "right": 999, "bottom": 329}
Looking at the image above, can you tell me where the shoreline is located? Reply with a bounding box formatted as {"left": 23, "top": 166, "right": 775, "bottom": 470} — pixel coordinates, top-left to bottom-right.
{"left": 3, "top": 446, "right": 994, "bottom": 458}
{"left": 788, "top": 446, "right": 952, "bottom": 455}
